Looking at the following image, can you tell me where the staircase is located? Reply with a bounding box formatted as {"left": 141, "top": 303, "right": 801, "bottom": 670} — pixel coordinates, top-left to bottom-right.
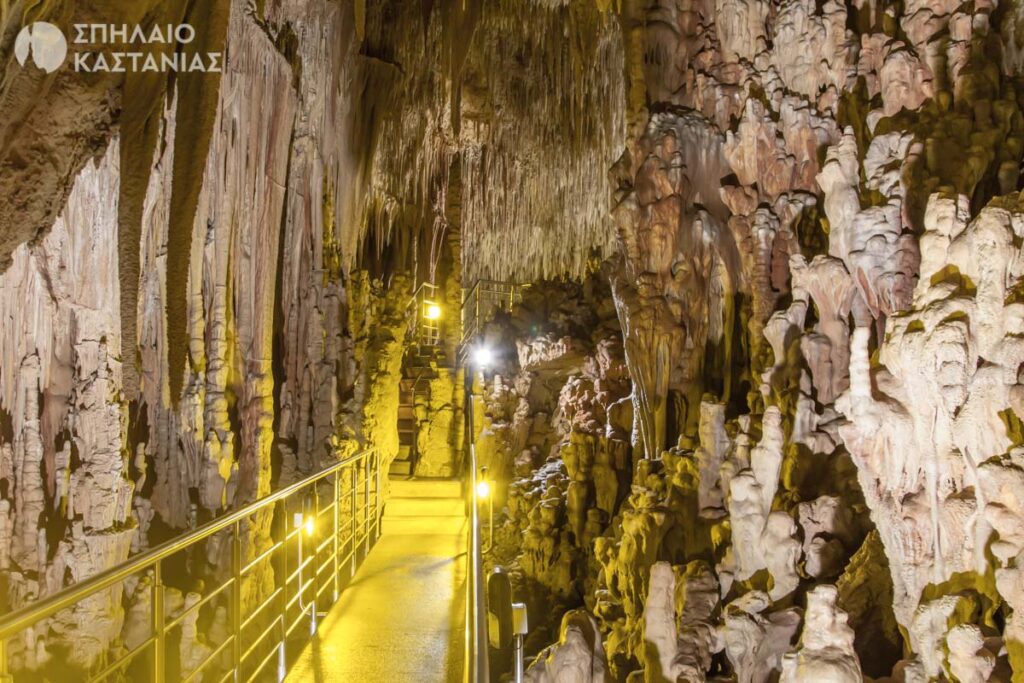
{"left": 391, "top": 380, "right": 419, "bottom": 477}
{"left": 383, "top": 478, "right": 466, "bottom": 535}
{"left": 405, "top": 344, "right": 443, "bottom": 376}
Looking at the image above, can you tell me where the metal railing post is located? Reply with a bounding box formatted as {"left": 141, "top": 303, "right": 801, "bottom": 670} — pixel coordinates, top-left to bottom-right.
{"left": 350, "top": 465, "right": 357, "bottom": 575}
{"left": 374, "top": 451, "right": 382, "bottom": 541}
{"left": 310, "top": 489, "right": 318, "bottom": 635}
{"left": 465, "top": 384, "right": 490, "bottom": 683}
{"left": 332, "top": 472, "right": 340, "bottom": 601}
{"left": 277, "top": 500, "right": 287, "bottom": 681}
{"left": 363, "top": 459, "right": 371, "bottom": 556}
{"left": 231, "top": 522, "right": 242, "bottom": 682}
{"left": 0, "top": 638, "right": 11, "bottom": 683}
{"left": 153, "top": 562, "right": 166, "bottom": 683}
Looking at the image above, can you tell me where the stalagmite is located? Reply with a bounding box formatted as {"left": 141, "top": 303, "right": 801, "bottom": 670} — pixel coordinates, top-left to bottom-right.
{"left": 779, "top": 585, "right": 862, "bottom": 682}
{"left": 719, "top": 591, "right": 802, "bottom": 683}
{"left": 525, "top": 611, "right": 608, "bottom": 683}
{"left": 642, "top": 561, "right": 720, "bottom": 682}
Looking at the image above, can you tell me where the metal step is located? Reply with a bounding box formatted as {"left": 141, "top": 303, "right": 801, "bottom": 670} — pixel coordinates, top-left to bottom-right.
{"left": 388, "top": 459, "right": 413, "bottom": 477}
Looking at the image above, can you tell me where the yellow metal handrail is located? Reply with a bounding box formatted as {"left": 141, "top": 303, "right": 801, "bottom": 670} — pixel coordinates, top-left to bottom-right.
{"left": 460, "top": 279, "right": 528, "bottom": 350}
{"left": 0, "top": 448, "right": 383, "bottom": 683}
{"left": 409, "top": 281, "right": 443, "bottom": 347}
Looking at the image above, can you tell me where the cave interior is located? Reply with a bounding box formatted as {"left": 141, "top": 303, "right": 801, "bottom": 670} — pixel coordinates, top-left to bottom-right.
{"left": 2, "top": 0, "right": 1024, "bottom": 680}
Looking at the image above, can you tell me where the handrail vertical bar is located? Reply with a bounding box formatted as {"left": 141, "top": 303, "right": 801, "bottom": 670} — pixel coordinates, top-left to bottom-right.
{"left": 464, "top": 376, "right": 489, "bottom": 683}
{"left": 153, "top": 561, "right": 165, "bottom": 683}
{"left": 332, "top": 472, "right": 340, "bottom": 601}
{"left": 0, "top": 638, "right": 9, "bottom": 683}
{"left": 468, "top": 446, "right": 489, "bottom": 683}
{"left": 349, "top": 465, "right": 357, "bottom": 575}
{"left": 232, "top": 521, "right": 242, "bottom": 682}
{"left": 374, "top": 452, "right": 382, "bottom": 540}
{"left": 310, "top": 485, "right": 318, "bottom": 635}
{"left": 277, "top": 499, "right": 287, "bottom": 680}
{"left": 363, "top": 459, "right": 371, "bottom": 556}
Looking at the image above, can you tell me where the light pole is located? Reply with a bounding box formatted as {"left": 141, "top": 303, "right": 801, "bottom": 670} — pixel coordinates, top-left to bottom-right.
{"left": 512, "top": 602, "right": 528, "bottom": 683}
{"left": 469, "top": 344, "right": 495, "bottom": 554}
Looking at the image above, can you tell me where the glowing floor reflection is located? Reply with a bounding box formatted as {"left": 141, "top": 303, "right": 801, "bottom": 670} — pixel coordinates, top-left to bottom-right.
{"left": 287, "top": 485, "right": 467, "bottom": 682}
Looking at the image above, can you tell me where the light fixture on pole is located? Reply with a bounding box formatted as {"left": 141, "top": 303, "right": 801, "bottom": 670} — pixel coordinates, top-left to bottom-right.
{"left": 423, "top": 301, "right": 442, "bottom": 320}
{"left": 473, "top": 345, "right": 493, "bottom": 368}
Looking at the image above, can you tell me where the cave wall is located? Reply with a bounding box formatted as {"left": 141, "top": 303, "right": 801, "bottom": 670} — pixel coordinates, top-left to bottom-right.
{"left": 0, "top": 0, "right": 413, "bottom": 672}
{"left": 0, "top": 138, "right": 131, "bottom": 668}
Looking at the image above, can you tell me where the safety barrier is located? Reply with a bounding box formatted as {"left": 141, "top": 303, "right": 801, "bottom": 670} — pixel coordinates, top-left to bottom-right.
{"left": 0, "top": 449, "right": 382, "bottom": 683}
{"left": 460, "top": 280, "right": 529, "bottom": 352}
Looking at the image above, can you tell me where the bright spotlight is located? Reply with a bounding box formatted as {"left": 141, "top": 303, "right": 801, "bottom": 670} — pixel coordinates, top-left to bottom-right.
{"left": 476, "top": 480, "right": 491, "bottom": 499}
{"left": 423, "top": 302, "right": 442, "bottom": 320}
{"left": 303, "top": 516, "right": 315, "bottom": 537}
{"left": 474, "top": 346, "right": 493, "bottom": 368}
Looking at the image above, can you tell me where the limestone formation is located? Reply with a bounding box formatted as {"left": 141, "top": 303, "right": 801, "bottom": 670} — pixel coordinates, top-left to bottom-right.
{"left": 719, "top": 591, "right": 802, "bottom": 683}
{"left": 838, "top": 195, "right": 1024, "bottom": 653}
{"left": 779, "top": 585, "right": 862, "bottom": 682}
{"left": 643, "top": 561, "right": 720, "bottom": 682}
{"left": 525, "top": 610, "right": 608, "bottom": 683}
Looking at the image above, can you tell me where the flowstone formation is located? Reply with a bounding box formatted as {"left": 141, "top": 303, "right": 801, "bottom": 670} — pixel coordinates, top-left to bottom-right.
{"left": 610, "top": 109, "right": 732, "bottom": 456}
{"left": 0, "top": 140, "right": 133, "bottom": 668}
{"left": 839, "top": 193, "right": 1024, "bottom": 676}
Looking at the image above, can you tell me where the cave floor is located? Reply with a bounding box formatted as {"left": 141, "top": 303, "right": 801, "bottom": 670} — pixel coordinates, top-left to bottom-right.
{"left": 286, "top": 479, "right": 467, "bottom": 682}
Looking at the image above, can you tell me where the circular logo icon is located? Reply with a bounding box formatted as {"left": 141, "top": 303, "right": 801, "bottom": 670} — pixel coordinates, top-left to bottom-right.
{"left": 14, "top": 22, "right": 67, "bottom": 74}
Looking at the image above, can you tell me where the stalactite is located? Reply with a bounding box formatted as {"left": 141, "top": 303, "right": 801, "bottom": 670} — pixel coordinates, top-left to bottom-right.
{"left": 164, "top": 0, "right": 232, "bottom": 406}
{"left": 363, "top": 0, "right": 626, "bottom": 283}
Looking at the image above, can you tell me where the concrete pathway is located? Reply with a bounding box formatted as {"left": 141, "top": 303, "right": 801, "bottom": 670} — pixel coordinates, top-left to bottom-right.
{"left": 287, "top": 479, "right": 467, "bottom": 682}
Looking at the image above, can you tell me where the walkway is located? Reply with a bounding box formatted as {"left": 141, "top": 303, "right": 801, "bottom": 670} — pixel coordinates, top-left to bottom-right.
{"left": 287, "top": 479, "right": 467, "bottom": 682}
